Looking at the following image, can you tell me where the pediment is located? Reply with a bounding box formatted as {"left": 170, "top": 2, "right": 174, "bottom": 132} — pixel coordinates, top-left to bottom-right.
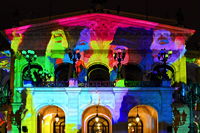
{"left": 5, "top": 13, "right": 194, "bottom": 35}
{"left": 4, "top": 13, "right": 195, "bottom": 55}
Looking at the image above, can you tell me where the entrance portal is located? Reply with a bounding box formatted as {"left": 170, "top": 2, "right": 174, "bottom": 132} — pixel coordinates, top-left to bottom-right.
{"left": 37, "top": 105, "right": 65, "bottom": 133}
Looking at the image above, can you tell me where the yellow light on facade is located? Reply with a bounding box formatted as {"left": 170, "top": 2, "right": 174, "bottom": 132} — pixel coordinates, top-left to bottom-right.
{"left": 136, "top": 115, "right": 140, "bottom": 122}
{"left": 128, "top": 123, "right": 132, "bottom": 127}
{"left": 95, "top": 116, "right": 99, "bottom": 122}
{"left": 97, "top": 123, "right": 101, "bottom": 127}
{"left": 55, "top": 114, "right": 59, "bottom": 122}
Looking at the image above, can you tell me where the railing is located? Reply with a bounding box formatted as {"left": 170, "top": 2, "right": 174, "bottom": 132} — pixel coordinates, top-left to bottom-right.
{"left": 37, "top": 81, "right": 69, "bottom": 87}
{"left": 83, "top": 81, "right": 115, "bottom": 87}
{"left": 32, "top": 80, "right": 164, "bottom": 87}
{"left": 36, "top": 81, "right": 115, "bottom": 87}
{"left": 124, "top": 81, "right": 162, "bottom": 87}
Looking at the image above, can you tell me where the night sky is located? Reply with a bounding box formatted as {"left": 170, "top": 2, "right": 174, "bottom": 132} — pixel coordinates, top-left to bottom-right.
{"left": 0, "top": 0, "right": 200, "bottom": 30}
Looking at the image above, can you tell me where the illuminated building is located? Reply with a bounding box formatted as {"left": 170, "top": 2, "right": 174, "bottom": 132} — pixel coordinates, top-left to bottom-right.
{"left": 2, "top": 12, "right": 197, "bottom": 133}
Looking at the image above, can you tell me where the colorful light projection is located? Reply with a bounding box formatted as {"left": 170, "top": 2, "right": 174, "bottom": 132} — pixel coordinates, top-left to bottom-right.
{"left": 4, "top": 25, "right": 31, "bottom": 54}
{"left": 4, "top": 14, "right": 195, "bottom": 83}
{"left": 0, "top": 50, "right": 10, "bottom": 72}
{"left": 4, "top": 14, "right": 195, "bottom": 132}
{"left": 150, "top": 29, "right": 186, "bottom": 63}
{"left": 46, "top": 29, "right": 69, "bottom": 59}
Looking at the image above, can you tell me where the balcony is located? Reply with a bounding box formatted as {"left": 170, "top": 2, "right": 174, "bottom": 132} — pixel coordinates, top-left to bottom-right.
{"left": 24, "top": 80, "right": 170, "bottom": 87}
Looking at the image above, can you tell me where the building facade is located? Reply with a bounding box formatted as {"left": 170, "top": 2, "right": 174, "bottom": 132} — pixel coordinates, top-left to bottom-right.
{"left": 3, "top": 13, "right": 195, "bottom": 133}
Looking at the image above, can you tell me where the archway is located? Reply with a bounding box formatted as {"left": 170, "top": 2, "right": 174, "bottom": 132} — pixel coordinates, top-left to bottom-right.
{"left": 87, "top": 64, "right": 110, "bottom": 87}
{"left": 82, "top": 105, "right": 112, "bottom": 133}
{"left": 88, "top": 64, "right": 109, "bottom": 81}
{"left": 128, "top": 105, "right": 158, "bottom": 133}
{"left": 37, "top": 105, "right": 65, "bottom": 133}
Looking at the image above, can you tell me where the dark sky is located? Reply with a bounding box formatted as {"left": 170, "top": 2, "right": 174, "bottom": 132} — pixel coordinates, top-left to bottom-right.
{"left": 0, "top": 0, "right": 200, "bottom": 30}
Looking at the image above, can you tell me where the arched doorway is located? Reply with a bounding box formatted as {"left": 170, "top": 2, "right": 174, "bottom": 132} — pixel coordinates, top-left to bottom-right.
{"left": 87, "top": 64, "right": 110, "bottom": 87}
{"left": 82, "top": 105, "right": 112, "bottom": 133}
{"left": 128, "top": 105, "right": 158, "bottom": 133}
{"left": 37, "top": 105, "right": 65, "bottom": 133}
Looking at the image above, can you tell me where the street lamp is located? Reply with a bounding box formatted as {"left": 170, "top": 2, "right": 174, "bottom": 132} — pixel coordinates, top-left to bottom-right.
{"left": 157, "top": 48, "right": 172, "bottom": 80}
{"left": 21, "top": 50, "right": 37, "bottom": 81}
{"left": 68, "top": 49, "right": 81, "bottom": 78}
{"left": 113, "top": 48, "right": 126, "bottom": 79}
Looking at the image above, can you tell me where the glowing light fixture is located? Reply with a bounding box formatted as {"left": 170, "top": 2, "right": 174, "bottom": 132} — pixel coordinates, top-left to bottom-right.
{"left": 55, "top": 107, "right": 59, "bottom": 122}
{"left": 135, "top": 106, "right": 140, "bottom": 122}
{"left": 95, "top": 104, "right": 99, "bottom": 122}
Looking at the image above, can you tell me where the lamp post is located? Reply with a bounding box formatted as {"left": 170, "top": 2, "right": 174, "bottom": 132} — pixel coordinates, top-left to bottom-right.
{"left": 181, "top": 83, "right": 200, "bottom": 133}
{"left": 68, "top": 49, "right": 81, "bottom": 78}
{"left": 113, "top": 48, "right": 126, "bottom": 79}
{"left": 157, "top": 48, "right": 172, "bottom": 80}
{"left": 21, "top": 50, "right": 37, "bottom": 81}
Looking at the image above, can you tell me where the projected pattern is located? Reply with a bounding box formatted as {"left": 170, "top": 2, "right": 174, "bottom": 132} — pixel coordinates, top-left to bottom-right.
{"left": 4, "top": 13, "right": 195, "bottom": 133}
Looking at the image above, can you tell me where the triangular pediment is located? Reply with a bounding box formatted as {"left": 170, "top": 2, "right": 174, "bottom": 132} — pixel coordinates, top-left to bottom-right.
{"left": 4, "top": 13, "right": 195, "bottom": 53}
{"left": 5, "top": 13, "right": 194, "bottom": 34}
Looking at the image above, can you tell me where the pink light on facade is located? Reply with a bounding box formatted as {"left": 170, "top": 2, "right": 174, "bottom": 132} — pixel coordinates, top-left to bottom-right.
{"left": 4, "top": 25, "right": 31, "bottom": 40}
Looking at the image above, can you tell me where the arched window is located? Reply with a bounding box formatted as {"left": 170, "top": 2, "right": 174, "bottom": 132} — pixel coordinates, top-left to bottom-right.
{"left": 88, "top": 116, "right": 109, "bottom": 133}
{"left": 128, "top": 117, "right": 143, "bottom": 133}
{"left": 88, "top": 64, "right": 109, "bottom": 81}
{"left": 87, "top": 64, "right": 110, "bottom": 87}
